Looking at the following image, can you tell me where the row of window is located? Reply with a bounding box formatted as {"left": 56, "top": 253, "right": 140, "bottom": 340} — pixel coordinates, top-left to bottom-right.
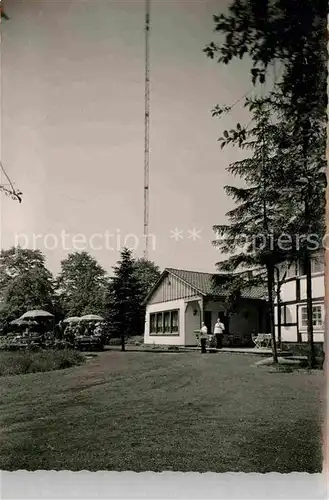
{"left": 149, "top": 310, "right": 179, "bottom": 335}
{"left": 280, "top": 304, "right": 323, "bottom": 328}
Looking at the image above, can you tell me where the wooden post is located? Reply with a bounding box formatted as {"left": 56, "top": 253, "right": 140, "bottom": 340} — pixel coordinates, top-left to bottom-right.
{"left": 197, "top": 298, "right": 204, "bottom": 327}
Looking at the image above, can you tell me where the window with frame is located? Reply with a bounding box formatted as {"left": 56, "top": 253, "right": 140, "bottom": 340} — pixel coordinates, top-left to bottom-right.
{"left": 163, "top": 312, "right": 170, "bottom": 333}
{"left": 156, "top": 312, "right": 163, "bottom": 333}
{"left": 280, "top": 304, "right": 292, "bottom": 325}
{"left": 149, "top": 310, "right": 179, "bottom": 335}
{"left": 171, "top": 310, "right": 179, "bottom": 333}
{"left": 150, "top": 313, "right": 156, "bottom": 334}
{"left": 300, "top": 304, "right": 323, "bottom": 328}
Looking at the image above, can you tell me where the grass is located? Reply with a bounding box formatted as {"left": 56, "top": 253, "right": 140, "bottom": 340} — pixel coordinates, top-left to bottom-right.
{"left": 0, "top": 350, "right": 324, "bottom": 472}
{"left": 0, "top": 349, "right": 85, "bottom": 376}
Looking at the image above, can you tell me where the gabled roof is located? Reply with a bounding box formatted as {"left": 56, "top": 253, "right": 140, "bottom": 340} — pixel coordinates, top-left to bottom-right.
{"left": 144, "top": 267, "right": 266, "bottom": 304}
{"left": 165, "top": 268, "right": 220, "bottom": 296}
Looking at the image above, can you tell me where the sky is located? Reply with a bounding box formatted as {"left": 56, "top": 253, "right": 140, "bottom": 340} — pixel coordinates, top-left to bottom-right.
{"left": 1, "top": 0, "right": 253, "bottom": 276}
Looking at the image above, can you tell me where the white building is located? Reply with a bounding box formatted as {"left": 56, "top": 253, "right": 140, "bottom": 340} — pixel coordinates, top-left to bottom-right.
{"left": 143, "top": 268, "right": 268, "bottom": 346}
{"left": 274, "top": 252, "right": 325, "bottom": 344}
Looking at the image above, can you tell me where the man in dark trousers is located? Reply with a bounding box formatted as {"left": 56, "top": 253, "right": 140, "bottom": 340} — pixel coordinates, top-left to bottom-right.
{"left": 214, "top": 318, "right": 225, "bottom": 349}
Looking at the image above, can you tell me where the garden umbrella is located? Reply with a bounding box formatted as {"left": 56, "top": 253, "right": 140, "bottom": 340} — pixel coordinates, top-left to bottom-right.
{"left": 80, "top": 314, "right": 104, "bottom": 321}
{"left": 10, "top": 319, "right": 38, "bottom": 326}
{"left": 20, "top": 310, "right": 54, "bottom": 319}
{"left": 63, "top": 316, "right": 81, "bottom": 323}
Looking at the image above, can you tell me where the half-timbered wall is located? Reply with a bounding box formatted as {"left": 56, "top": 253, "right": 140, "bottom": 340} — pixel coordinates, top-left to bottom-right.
{"left": 274, "top": 271, "right": 324, "bottom": 343}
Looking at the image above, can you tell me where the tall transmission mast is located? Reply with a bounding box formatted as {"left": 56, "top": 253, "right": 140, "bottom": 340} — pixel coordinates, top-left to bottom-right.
{"left": 143, "top": 0, "right": 150, "bottom": 260}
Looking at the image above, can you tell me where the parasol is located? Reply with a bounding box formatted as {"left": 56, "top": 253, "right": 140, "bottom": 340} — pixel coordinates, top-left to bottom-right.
{"left": 63, "top": 316, "right": 81, "bottom": 323}
{"left": 20, "top": 310, "right": 54, "bottom": 319}
{"left": 80, "top": 314, "right": 104, "bottom": 321}
{"left": 10, "top": 318, "right": 38, "bottom": 327}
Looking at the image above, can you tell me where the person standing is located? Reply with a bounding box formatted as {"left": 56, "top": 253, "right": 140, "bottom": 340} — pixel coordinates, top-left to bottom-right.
{"left": 214, "top": 318, "right": 225, "bottom": 349}
{"left": 199, "top": 322, "right": 208, "bottom": 354}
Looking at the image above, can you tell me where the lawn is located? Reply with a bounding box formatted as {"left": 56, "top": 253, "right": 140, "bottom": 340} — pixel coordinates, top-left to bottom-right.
{"left": 0, "top": 350, "right": 324, "bottom": 472}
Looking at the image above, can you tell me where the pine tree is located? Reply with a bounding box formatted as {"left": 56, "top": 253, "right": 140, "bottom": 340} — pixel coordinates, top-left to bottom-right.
{"left": 132, "top": 258, "right": 161, "bottom": 335}
{"left": 213, "top": 98, "right": 305, "bottom": 363}
{"left": 107, "top": 248, "right": 143, "bottom": 352}
{"left": 205, "top": 0, "right": 327, "bottom": 367}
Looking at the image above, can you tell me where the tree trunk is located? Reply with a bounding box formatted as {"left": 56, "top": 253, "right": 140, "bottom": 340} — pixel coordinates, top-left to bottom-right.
{"left": 120, "top": 333, "right": 125, "bottom": 352}
{"left": 274, "top": 267, "right": 282, "bottom": 349}
{"left": 276, "top": 285, "right": 282, "bottom": 350}
{"left": 266, "top": 264, "right": 278, "bottom": 363}
{"left": 260, "top": 109, "right": 277, "bottom": 362}
{"left": 304, "top": 251, "right": 315, "bottom": 368}
{"left": 302, "top": 122, "right": 315, "bottom": 368}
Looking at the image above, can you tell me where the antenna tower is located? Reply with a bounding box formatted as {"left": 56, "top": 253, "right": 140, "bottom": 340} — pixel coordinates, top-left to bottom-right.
{"left": 143, "top": 0, "right": 150, "bottom": 260}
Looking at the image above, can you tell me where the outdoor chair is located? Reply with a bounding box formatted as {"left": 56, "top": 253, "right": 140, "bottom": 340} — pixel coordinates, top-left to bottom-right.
{"left": 252, "top": 333, "right": 272, "bottom": 349}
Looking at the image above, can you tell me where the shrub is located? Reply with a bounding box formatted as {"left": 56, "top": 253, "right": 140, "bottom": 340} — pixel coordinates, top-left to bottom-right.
{"left": 280, "top": 343, "right": 324, "bottom": 370}
{"left": 108, "top": 338, "right": 122, "bottom": 346}
{"left": 282, "top": 342, "right": 323, "bottom": 356}
{"left": 282, "top": 342, "right": 324, "bottom": 368}
{"left": 0, "top": 349, "right": 85, "bottom": 377}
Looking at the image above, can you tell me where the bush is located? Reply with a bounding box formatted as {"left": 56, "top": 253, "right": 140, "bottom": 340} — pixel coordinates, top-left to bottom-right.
{"left": 0, "top": 349, "right": 85, "bottom": 377}
{"left": 281, "top": 342, "right": 323, "bottom": 356}
{"left": 108, "top": 338, "right": 122, "bottom": 346}
{"left": 281, "top": 342, "right": 324, "bottom": 369}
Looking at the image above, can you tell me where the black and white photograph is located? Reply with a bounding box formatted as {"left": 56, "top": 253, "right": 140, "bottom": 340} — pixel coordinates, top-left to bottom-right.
{"left": 0, "top": 0, "right": 327, "bottom": 493}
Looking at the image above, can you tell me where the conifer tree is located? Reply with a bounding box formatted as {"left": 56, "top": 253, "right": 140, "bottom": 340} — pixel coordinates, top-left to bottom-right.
{"left": 213, "top": 98, "right": 298, "bottom": 362}
{"left": 107, "top": 248, "right": 143, "bottom": 352}
{"left": 205, "top": 0, "right": 327, "bottom": 367}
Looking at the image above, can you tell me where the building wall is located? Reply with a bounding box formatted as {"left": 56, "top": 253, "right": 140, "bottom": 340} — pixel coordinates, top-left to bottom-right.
{"left": 185, "top": 300, "right": 202, "bottom": 346}
{"left": 144, "top": 299, "right": 186, "bottom": 345}
{"left": 275, "top": 271, "right": 324, "bottom": 343}
{"left": 278, "top": 302, "right": 298, "bottom": 342}
{"left": 281, "top": 280, "right": 296, "bottom": 303}
{"left": 280, "top": 324, "right": 298, "bottom": 343}
{"left": 148, "top": 273, "right": 200, "bottom": 304}
{"left": 300, "top": 274, "right": 324, "bottom": 301}
{"left": 144, "top": 297, "right": 263, "bottom": 345}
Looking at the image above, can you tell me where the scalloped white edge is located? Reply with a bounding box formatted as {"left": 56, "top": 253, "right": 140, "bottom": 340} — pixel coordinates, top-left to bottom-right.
{"left": 0, "top": 471, "right": 326, "bottom": 499}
